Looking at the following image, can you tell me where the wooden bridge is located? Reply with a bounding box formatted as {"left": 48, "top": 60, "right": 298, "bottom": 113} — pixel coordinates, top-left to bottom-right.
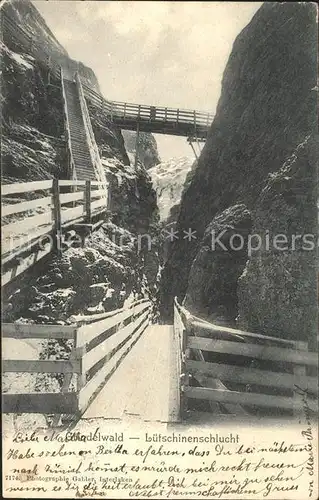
{"left": 2, "top": 9, "right": 214, "bottom": 148}
{"left": 83, "top": 85, "right": 213, "bottom": 141}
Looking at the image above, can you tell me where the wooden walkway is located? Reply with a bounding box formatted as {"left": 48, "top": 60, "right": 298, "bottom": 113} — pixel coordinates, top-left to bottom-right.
{"left": 83, "top": 325, "right": 180, "bottom": 423}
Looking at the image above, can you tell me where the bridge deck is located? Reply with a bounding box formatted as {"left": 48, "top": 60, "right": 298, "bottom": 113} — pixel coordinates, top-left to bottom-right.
{"left": 83, "top": 325, "right": 179, "bottom": 424}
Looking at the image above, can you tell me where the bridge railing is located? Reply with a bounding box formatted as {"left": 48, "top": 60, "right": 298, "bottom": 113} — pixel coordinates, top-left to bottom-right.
{"left": 1, "top": 179, "right": 109, "bottom": 286}
{"left": 83, "top": 83, "right": 214, "bottom": 130}
{"left": 2, "top": 299, "right": 152, "bottom": 419}
{"left": 174, "top": 298, "right": 318, "bottom": 420}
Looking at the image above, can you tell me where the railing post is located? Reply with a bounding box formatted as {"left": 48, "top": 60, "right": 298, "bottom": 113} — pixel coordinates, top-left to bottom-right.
{"left": 180, "top": 321, "right": 189, "bottom": 420}
{"left": 52, "top": 179, "right": 62, "bottom": 257}
{"left": 85, "top": 180, "right": 92, "bottom": 223}
{"left": 134, "top": 122, "right": 140, "bottom": 169}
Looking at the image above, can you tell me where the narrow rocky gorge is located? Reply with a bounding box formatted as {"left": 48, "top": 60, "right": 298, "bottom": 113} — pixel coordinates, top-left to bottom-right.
{"left": 3, "top": 1, "right": 317, "bottom": 345}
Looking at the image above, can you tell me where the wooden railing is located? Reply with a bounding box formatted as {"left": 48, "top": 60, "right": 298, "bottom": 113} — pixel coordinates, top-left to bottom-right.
{"left": 1, "top": 179, "right": 109, "bottom": 286}
{"left": 83, "top": 83, "right": 214, "bottom": 138}
{"left": 2, "top": 299, "right": 151, "bottom": 418}
{"left": 75, "top": 72, "right": 108, "bottom": 193}
{"left": 2, "top": 9, "right": 213, "bottom": 139}
{"left": 174, "top": 298, "right": 318, "bottom": 420}
{"left": 61, "top": 69, "right": 77, "bottom": 181}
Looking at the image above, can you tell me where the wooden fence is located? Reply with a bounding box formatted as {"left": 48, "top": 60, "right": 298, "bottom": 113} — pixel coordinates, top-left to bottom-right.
{"left": 2, "top": 299, "right": 151, "bottom": 418}
{"left": 83, "top": 83, "right": 214, "bottom": 138}
{"left": 174, "top": 298, "right": 318, "bottom": 420}
{"left": 1, "top": 179, "right": 109, "bottom": 286}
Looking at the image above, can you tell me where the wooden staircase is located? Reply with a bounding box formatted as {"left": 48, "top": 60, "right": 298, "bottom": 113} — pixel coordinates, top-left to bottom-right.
{"left": 62, "top": 78, "right": 97, "bottom": 181}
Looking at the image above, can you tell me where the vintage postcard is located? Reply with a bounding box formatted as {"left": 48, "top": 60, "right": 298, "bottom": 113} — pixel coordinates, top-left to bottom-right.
{"left": 1, "top": 1, "right": 318, "bottom": 498}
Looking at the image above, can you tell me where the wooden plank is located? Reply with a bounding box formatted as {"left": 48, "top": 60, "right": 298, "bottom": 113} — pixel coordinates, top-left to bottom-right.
{"left": 1, "top": 244, "right": 52, "bottom": 287}
{"left": 188, "top": 337, "right": 318, "bottom": 366}
{"left": 86, "top": 311, "right": 149, "bottom": 382}
{"left": 187, "top": 317, "right": 247, "bottom": 415}
{"left": 2, "top": 196, "right": 52, "bottom": 217}
{"left": 52, "top": 178, "right": 62, "bottom": 256}
{"left": 190, "top": 319, "right": 296, "bottom": 346}
{"left": 293, "top": 341, "right": 308, "bottom": 416}
{"left": 85, "top": 180, "right": 92, "bottom": 223}
{"left": 190, "top": 320, "right": 246, "bottom": 343}
{"left": 2, "top": 392, "right": 78, "bottom": 414}
{"left": 61, "top": 205, "right": 85, "bottom": 224}
{"left": 1, "top": 180, "right": 52, "bottom": 196}
{"left": 61, "top": 71, "right": 76, "bottom": 180}
{"left": 60, "top": 191, "right": 84, "bottom": 204}
{"left": 2, "top": 323, "right": 76, "bottom": 339}
{"left": 76, "top": 301, "right": 150, "bottom": 347}
{"left": 91, "top": 189, "right": 107, "bottom": 199}
{"left": 2, "top": 224, "right": 54, "bottom": 263}
{"left": 78, "top": 314, "right": 149, "bottom": 413}
{"left": 3, "top": 211, "right": 53, "bottom": 235}
{"left": 174, "top": 305, "right": 187, "bottom": 419}
{"left": 186, "top": 360, "right": 318, "bottom": 394}
{"left": 184, "top": 386, "right": 318, "bottom": 413}
{"left": 2, "top": 359, "right": 81, "bottom": 374}
{"left": 58, "top": 180, "right": 86, "bottom": 187}
{"left": 90, "top": 198, "right": 107, "bottom": 212}
{"left": 91, "top": 181, "right": 107, "bottom": 187}
{"left": 72, "top": 298, "right": 149, "bottom": 324}
{"left": 82, "top": 308, "right": 149, "bottom": 375}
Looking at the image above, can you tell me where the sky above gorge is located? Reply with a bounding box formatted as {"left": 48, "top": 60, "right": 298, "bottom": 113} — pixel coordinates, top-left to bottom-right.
{"left": 34, "top": 1, "right": 262, "bottom": 160}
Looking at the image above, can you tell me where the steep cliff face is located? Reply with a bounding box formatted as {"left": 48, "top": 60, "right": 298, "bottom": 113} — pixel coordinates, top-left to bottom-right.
{"left": 2, "top": 0, "right": 160, "bottom": 323}
{"left": 161, "top": 3, "right": 317, "bottom": 342}
{"left": 1, "top": 38, "right": 67, "bottom": 182}
{"left": 237, "top": 136, "right": 318, "bottom": 343}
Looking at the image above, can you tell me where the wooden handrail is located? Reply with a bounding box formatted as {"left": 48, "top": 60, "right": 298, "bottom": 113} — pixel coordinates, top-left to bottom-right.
{"left": 1, "top": 180, "right": 53, "bottom": 196}
{"left": 61, "top": 68, "right": 77, "bottom": 181}
{"left": 74, "top": 72, "right": 108, "bottom": 194}
{"left": 2, "top": 179, "right": 109, "bottom": 285}
{"left": 174, "top": 297, "right": 318, "bottom": 420}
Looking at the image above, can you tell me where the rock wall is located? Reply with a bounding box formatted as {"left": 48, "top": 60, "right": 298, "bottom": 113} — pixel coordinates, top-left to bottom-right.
{"left": 160, "top": 3, "right": 317, "bottom": 343}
